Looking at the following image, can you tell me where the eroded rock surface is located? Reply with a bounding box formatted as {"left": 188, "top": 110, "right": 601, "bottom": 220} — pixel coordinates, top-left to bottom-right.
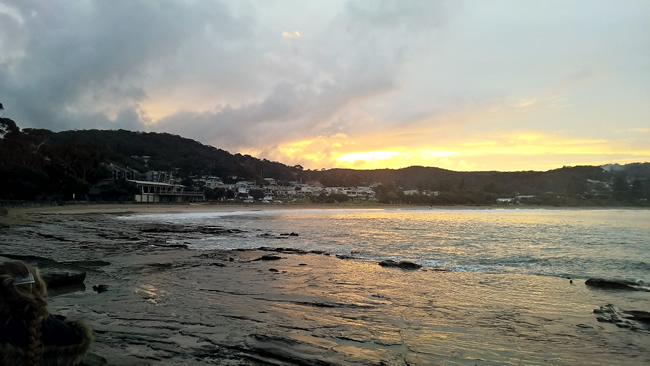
{"left": 594, "top": 304, "right": 650, "bottom": 331}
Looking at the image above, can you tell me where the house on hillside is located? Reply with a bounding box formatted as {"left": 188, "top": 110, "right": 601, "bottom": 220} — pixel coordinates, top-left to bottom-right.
{"left": 129, "top": 180, "right": 204, "bottom": 203}
{"left": 109, "top": 163, "right": 139, "bottom": 180}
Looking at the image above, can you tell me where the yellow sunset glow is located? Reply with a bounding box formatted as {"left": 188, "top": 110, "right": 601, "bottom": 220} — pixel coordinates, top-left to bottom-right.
{"left": 256, "top": 130, "right": 650, "bottom": 172}
{"left": 336, "top": 151, "right": 399, "bottom": 163}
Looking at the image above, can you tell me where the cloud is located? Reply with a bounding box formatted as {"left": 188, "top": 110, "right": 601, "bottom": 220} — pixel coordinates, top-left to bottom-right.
{"left": 0, "top": 0, "right": 647, "bottom": 171}
{"left": 150, "top": 0, "right": 458, "bottom": 152}
{"left": 282, "top": 31, "right": 301, "bottom": 38}
{"left": 0, "top": 0, "right": 250, "bottom": 130}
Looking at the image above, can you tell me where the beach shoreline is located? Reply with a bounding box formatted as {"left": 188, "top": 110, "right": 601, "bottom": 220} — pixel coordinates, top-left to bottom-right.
{"left": 3, "top": 201, "right": 644, "bottom": 228}
{"left": 1, "top": 205, "right": 649, "bottom": 365}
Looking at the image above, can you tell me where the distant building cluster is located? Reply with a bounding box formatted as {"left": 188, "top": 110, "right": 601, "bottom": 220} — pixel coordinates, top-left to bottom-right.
{"left": 194, "top": 175, "right": 378, "bottom": 203}
{"left": 110, "top": 162, "right": 614, "bottom": 205}
{"left": 107, "top": 163, "right": 380, "bottom": 203}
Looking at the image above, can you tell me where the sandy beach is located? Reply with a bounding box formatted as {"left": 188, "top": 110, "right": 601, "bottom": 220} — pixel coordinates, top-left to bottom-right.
{"left": 1, "top": 204, "right": 649, "bottom": 365}
{"left": 0, "top": 203, "right": 367, "bottom": 227}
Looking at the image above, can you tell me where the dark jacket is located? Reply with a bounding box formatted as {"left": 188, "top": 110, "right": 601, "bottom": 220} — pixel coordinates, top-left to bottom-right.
{"left": 0, "top": 314, "right": 93, "bottom": 366}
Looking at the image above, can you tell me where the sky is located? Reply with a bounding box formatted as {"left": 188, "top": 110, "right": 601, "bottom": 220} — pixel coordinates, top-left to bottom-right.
{"left": 1, "top": 0, "right": 649, "bottom": 172}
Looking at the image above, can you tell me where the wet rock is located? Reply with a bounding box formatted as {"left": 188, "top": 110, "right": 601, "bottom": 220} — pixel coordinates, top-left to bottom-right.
{"left": 152, "top": 243, "right": 188, "bottom": 249}
{"left": 198, "top": 252, "right": 228, "bottom": 260}
{"left": 83, "top": 352, "right": 108, "bottom": 366}
{"left": 259, "top": 247, "right": 308, "bottom": 254}
{"left": 247, "top": 334, "right": 339, "bottom": 366}
{"left": 1, "top": 255, "right": 88, "bottom": 288}
{"left": 378, "top": 260, "right": 422, "bottom": 270}
{"left": 594, "top": 304, "right": 650, "bottom": 330}
{"left": 63, "top": 260, "right": 111, "bottom": 267}
{"left": 254, "top": 254, "right": 282, "bottom": 261}
{"left": 585, "top": 278, "right": 645, "bottom": 291}
{"left": 140, "top": 225, "right": 191, "bottom": 233}
{"left": 92, "top": 284, "right": 109, "bottom": 293}
{"left": 0, "top": 253, "right": 54, "bottom": 267}
{"left": 258, "top": 233, "right": 289, "bottom": 239}
{"left": 336, "top": 254, "right": 355, "bottom": 260}
{"left": 39, "top": 266, "right": 87, "bottom": 288}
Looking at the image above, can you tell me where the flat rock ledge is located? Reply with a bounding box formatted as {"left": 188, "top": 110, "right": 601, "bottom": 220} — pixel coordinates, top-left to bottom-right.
{"left": 0, "top": 254, "right": 88, "bottom": 289}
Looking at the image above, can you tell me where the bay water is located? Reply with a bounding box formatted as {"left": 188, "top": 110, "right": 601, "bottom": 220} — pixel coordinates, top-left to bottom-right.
{"left": 119, "top": 208, "right": 650, "bottom": 284}
{"left": 115, "top": 207, "right": 650, "bottom": 364}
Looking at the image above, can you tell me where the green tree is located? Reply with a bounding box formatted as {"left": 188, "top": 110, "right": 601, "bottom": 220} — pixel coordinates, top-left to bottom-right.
{"left": 249, "top": 188, "right": 265, "bottom": 200}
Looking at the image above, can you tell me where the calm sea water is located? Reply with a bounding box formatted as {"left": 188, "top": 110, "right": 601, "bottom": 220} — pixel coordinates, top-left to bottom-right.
{"left": 118, "top": 208, "right": 650, "bottom": 284}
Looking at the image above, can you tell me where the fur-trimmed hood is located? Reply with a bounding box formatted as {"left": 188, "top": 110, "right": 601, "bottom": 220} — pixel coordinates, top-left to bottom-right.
{"left": 0, "top": 318, "right": 93, "bottom": 366}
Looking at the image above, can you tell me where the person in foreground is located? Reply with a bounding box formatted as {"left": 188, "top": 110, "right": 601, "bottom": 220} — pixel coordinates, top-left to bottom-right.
{"left": 0, "top": 260, "right": 93, "bottom": 366}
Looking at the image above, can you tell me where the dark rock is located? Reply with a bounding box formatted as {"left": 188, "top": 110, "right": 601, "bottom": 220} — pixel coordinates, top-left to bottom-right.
{"left": 378, "top": 260, "right": 422, "bottom": 270}
{"left": 63, "top": 260, "right": 111, "bottom": 267}
{"left": 210, "top": 262, "right": 226, "bottom": 267}
{"left": 83, "top": 352, "right": 108, "bottom": 366}
{"left": 141, "top": 225, "right": 191, "bottom": 233}
{"left": 39, "top": 266, "right": 87, "bottom": 288}
{"left": 92, "top": 284, "right": 109, "bottom": 293}
{"left": 1, "top": 255, "right": 87, "bottom": 289}
{"left": 0, "top": 254, "right": 55, "bottom": 267}
{"left": 269, "top": 268, "right": 279, "bottom": 273}
{"left": 336, "top": 254, "right": 355, "bottom": 260}
{"left": 153, "top": 243, "right": 189, "bottom": 249}
{"left": 585, "top": 278, "right": 644, "bottom": 291}
{"left": 254, "top": 255, "right": 282, "bottom": 261}
{"left": 198, "top": 252, "right": 227, "bottom": 260}
{"left": 594, "top": 304, "right": 650, "bottom": 330}
{"left": 627, "top": 311, "right": 650, "bottom": 325}
{"left": 258, "top": 247, "right": 307, "bottom": 254}
{"left": 229, "top": 257, "right": 235, "bottom": 262}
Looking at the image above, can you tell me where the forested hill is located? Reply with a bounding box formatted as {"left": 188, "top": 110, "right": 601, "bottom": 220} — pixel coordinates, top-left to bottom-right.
{"left": 304, "top": 165, "right": 625, "bottom": 195}
{"left": 49, "top": 129, "right": 299, "bottom": 180}
{"left": 1, "top": 116, "right": 649, "bottom": 204}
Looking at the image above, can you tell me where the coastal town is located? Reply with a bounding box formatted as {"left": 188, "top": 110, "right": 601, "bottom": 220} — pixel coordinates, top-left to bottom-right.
{"left": 110, "top": 162, "right": 379, "bottom": 204}
{"left": 108, "top": 162, "right": 618, "bottom": 206}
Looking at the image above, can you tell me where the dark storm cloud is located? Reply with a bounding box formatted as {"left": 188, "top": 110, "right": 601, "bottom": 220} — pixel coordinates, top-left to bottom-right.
{"left": 1, "top": 0, "right": 456, "bottom": 151}
{"left": 0, "top": 0, "right": 247, "bottom": 131}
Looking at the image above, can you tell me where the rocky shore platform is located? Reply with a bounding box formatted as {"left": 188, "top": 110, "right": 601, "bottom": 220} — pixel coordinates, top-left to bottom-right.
{"left": 1, "top": 206, "right": 649, "bottom": 365}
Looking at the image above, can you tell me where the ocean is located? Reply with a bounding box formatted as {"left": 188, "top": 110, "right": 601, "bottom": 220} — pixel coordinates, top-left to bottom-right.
{"left": 118, "top": 208, "right": 650, "bottom": 284}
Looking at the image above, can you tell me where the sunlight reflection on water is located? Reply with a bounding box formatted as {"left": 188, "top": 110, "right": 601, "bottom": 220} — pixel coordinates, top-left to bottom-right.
{"left": 120, "top": 208, "right": 650, "bottom": 282}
